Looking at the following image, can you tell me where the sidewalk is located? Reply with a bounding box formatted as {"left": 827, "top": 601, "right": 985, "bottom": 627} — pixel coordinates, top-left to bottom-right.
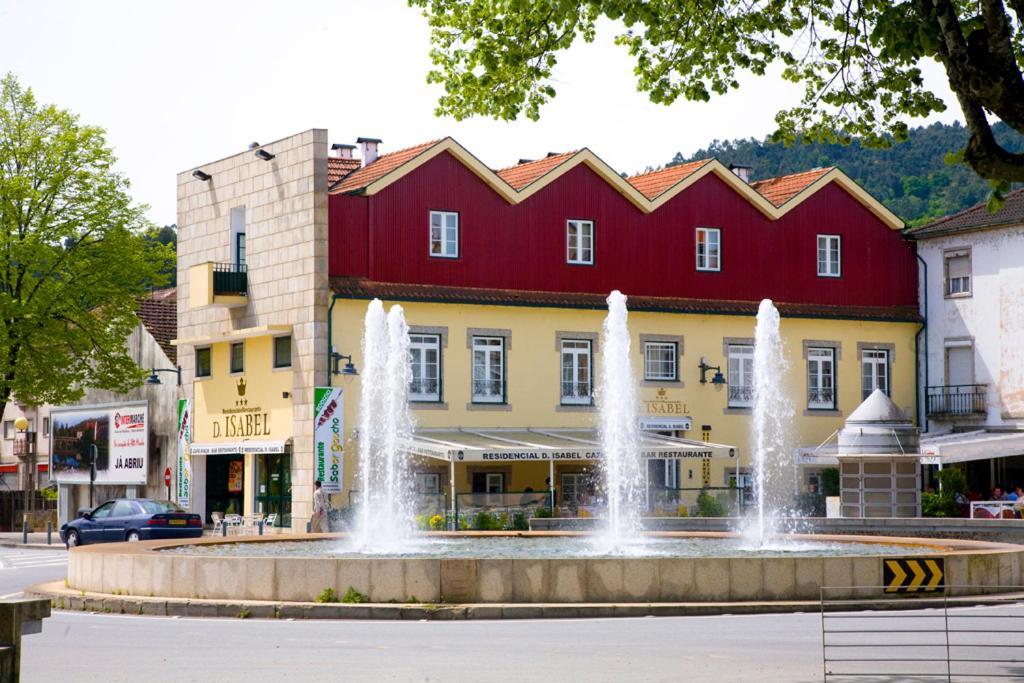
{"left": 0, "top": 531, "right": 66, "bottom": 549}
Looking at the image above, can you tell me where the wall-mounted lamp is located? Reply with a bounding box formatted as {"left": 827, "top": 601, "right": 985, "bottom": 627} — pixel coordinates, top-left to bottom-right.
{"left": 192, "top": 169, "right": 212, "bottom": 182}
{"left": 146, "top": 366, "right": 182, "bottom": 386}
{"left": 698, "top": 357, "right": 726, "bottom": 385}
{"left": 255, "top": 149, "right": 275, "bottom": 161}
{"left": 331, "top": 352, "right": 358, "bottom": 376}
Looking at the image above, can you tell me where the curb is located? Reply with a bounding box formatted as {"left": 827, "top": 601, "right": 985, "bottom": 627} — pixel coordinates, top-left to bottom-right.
{"left": 27, "top": 581, "right": 1024, "bottom": 621}
{"left": 0, "top": 542, "right": 66, "bottom": 551}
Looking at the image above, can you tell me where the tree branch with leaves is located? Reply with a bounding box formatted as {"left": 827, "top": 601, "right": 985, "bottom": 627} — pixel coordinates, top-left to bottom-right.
{"left": 0, "top": 74, "right": 172, "bottom": 423}
{"left": 411, "top": 0, "right": 1024, "bottom": 192}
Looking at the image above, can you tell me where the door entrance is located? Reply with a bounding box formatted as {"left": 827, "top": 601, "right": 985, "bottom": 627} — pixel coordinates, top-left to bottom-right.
{"left": 255, "top": 452, "right": 291, "bottom": 528}
{"left": 205, "top": 453, "right": 244, "bottom": 523}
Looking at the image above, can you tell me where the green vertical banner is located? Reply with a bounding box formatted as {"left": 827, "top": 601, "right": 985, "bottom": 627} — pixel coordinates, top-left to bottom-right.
{"left": 177, "top": 399, "right": 192, "bottom": 508}
{"left": 314, "top": 387, "right": 343, "bottom": 493}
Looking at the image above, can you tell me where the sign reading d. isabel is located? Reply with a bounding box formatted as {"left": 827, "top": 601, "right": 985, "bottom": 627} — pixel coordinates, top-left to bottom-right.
{"left": 314, "top": 387, "right": 343, "bottom": 493}
{"left": 50, "top": 403, "right": 148, "bottom": 485}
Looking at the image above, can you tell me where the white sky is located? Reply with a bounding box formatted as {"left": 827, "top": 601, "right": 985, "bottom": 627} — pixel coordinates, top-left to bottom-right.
{"left": 0, "top": 0, "right": 960, "bottom": 224}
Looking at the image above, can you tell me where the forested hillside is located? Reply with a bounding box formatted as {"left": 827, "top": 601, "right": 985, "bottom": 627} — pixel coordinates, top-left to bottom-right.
{"left": 669, "top": 122, "right": 1024, "bottom": 226}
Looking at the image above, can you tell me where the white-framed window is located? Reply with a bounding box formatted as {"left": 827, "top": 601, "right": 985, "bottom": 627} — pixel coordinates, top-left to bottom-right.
{"left": 2, "top": 421, "right": 12, "bottom": 440}
{"left": 817, "top": 234, "right": 841, "bottom": 277}
{"left": 409, "top": 334, "right": 441, "bottom": 402}
{"left": 472, "top": 337, "right": 505, "bottom": 403}
{"left": 695, "top": 227, "right": 721, "bottom": 271}
{"left": 561, "top": 472, "right": 588, "bottom": 507}
{"left": 944, "top": 249, "right": 971, "bottom": 297}
{"left": 644, "top": 342, "right": 678, "bottom": 381}
{"left": 429, "top": 211, "right": 459, "bottom": 258}
{"left": 727, "top": 344, "right": 754, "bottom": 407}
{"left": 807, "top": 347, "right": 836, "bottom": 409}
{"left": 414, "top": 472, "right": 440, "bottom": 495}
{"left": 560, "top": 339, "right": 592, "bottom": 405}
{"left": 861, "top": 349, "right": 889, "bottom": 399}
{"left": 566, "top": 219, "right": 594, "bottom": 265}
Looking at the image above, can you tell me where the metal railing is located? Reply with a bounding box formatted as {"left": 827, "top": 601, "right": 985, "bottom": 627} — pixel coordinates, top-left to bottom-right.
{"left": 471, "top": 379, "right": 504, "bottom": 402}
{"left": 927, "top": 384, "right": 987, "bottom": 417}
{"left": 560, "top": 381, "right": 592, "bottom": 405}
{"left": 821, "top": 587, "right": 1024, "bottom": 681}
{"left": 346, "top": 491, "right": 447, "bottom": 517}
{"left": 455, "top": 491, "right": 551, "bottom": 526}
{"left": 409, "top": 378, "right": 440, "bottom": 401}
{"left": 727, "top": 385, "right": 753, "bottom": 407}
{"left": 212, "top": 262, "right": 247, "bottom": 295}
{"left": 648, "top": 486, "right": 752, "bottom": 516}
{"left": 808, "top": 387, "right": 836, "bottom": 410}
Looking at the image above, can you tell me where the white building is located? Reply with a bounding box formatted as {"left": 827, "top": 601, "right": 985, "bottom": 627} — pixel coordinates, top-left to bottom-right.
{"left": 909, "top": 192, "right": 1024, "bottom": 493}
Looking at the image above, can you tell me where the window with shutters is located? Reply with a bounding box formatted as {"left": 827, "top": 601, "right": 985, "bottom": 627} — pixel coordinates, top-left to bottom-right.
{"left": 944, "top": 249, "right": 971, "bottom": 297}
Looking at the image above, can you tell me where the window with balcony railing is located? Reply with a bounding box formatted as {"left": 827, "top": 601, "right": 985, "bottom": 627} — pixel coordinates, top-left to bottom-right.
{"left": 409, "top": 334, "right": 441, "bottom": 402}
{"left": 561, "top": 339, "right": 592, "bottom": 405}
{"left": 807, "top": 347, "right": 836, "bottom": 410}
{"left": 926, "top": 384, "right": 987, "bottom": 416}
{"left": 472, "top": 337, "right": 505, "bottom": 403}
{"left": 212, "top": 262, "right": 247, "bottom": 295}
{"left": 807, "top": 387, "right": 836, "bottom": 410}
{"left": 728, "top": 385, "right": 754, "bottom": 407}
{"left": 727, "top": 344, "right": 754, "bottom": 407}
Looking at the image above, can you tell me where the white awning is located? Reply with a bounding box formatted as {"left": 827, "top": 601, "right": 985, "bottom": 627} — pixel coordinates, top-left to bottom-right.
{"left": 919, "top": 430, "right": 1024, "bottom": 465}
{"left": 190, "top": 440, "right": 287, "bottom": 455}
{"left": 404, "top": 428, "right": 735, "bottom": 463}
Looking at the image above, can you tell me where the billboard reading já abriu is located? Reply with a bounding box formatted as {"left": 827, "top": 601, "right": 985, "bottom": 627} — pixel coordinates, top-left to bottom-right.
{"left": 50, "top": 402, "right": 148, "bottom": 485}
{"left": 314, "top": 387, "right": 343, "bottom": 493}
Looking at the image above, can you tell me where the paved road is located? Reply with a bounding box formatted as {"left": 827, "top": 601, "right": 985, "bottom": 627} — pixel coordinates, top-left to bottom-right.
{"left": 4, "top": 549, "right": 1023, "bottom": 682}
{"left": 0, "top": 547, "right": 67, "bottom": 598}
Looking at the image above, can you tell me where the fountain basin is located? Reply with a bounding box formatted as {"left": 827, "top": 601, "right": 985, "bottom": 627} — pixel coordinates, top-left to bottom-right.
{"left": 66, "top": 532, "right": 1024, "bottom": 605}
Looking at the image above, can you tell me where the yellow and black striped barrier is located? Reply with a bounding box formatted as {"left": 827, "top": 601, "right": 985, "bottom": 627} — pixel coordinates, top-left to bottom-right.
{"left": 883, "top": 557, "right": 945, "bottom": 593}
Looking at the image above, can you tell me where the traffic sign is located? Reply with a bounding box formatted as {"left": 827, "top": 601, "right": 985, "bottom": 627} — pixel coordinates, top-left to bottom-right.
{"left": 884, "top": 558, "right": 945, "bottom": 593}
{"left": 164, "top": 467, "right": 172, "bottom": 488}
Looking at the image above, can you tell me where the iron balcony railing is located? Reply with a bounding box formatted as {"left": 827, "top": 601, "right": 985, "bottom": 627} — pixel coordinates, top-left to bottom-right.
{"left": 471, "top": 379, "right": 504, "bottom": 402}
{"left": 926, "top": 383, "right": 987, "bottom": 417}
{"left": 409, "top": 378, "right": 440, "bottom": 401}
{"left": 212, "top": 262, "right": 247, "bottom": 295}
{"left": 728, "top": 385, "right": 753, "bottom": 407}
{"left": 807, "top": 387, "right": 836, "bottom": 410}
{"left": 560, "top": 381, "right": 592, "bottom": 405}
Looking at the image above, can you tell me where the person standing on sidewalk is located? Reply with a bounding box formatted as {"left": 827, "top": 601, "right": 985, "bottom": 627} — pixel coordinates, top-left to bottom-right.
{"left": 311, "top": 480, "right": 328, "bottom": 533}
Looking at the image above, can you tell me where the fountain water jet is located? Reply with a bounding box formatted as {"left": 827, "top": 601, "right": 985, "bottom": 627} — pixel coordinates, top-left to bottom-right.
{"left": 595, "top": 290, "right": 645, "bottom": 549}
{"left": 353, "top": 300, "right": 416, "bottom": 551}
{"left": 745, "top": 299, "right": 794, "bottom": 547}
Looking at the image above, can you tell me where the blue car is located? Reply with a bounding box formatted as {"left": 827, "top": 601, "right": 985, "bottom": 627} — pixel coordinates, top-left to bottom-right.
{"left": 60, "top": 498, "right": 203, "bottom": 548}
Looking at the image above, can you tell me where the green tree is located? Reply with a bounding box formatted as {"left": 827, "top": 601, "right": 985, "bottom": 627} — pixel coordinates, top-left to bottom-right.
{"left": 410, "top": 0, "right": 1024, "bottom": 190}
{"left": 0, "top": 74, "right": 172, "bottom": 423}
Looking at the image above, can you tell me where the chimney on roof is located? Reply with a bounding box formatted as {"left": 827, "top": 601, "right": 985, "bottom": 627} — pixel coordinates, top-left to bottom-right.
{"left": 330, "top": 143, "right": 356, "bottom": 159}
{"left": 357, "top": 137, "right": 382, "bottom": 167}
{"left": 729, "top": 164, "right": 753, "bottom": 183}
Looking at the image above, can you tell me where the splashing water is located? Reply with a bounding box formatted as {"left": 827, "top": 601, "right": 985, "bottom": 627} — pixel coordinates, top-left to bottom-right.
{"left": 743, "top": 299, "right": 794, "bottom": 547}
{"left": 594, "top": 291, "right": 645, "bottom": 550}
{"left": 353, "top": 300, "right": 416, "bottom": 551}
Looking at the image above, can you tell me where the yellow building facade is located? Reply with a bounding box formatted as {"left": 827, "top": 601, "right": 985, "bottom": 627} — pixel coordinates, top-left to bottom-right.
{"left": 327, "top": 296, "right": 918, "bottom": 515}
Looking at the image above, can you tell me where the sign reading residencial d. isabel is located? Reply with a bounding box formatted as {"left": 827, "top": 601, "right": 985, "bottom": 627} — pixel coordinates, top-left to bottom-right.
{"left": 314, "top": 387, "right": 343, "bottom": 493}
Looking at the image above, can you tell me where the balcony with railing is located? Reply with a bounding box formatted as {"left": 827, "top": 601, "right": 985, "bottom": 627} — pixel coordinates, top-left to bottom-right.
{"left": 188, "top": 261, "right": 248, "bottom": 309}
{"left": 926, "top": 384, "right": 987, "bottom": 418}
{"left": 807, "top": 387, "right": 836, "bottom": 410}
{"left": 560, "top": 381, "right": 592, "bottom": 406}
{"left": 409, "top": 378, "right": 440, "bottom": 402}
{"left": 471, "top": 379, "right": 504, "bottom": 403}
{"left": 728, "top": 385, "right": 753, "bottom": 408}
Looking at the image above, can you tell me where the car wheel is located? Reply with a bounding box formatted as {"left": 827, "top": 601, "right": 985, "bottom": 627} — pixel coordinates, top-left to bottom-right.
{"left": 65, "top": 530, "right": 80, "bottom": 548}
{"left": 126, "top": 531, "right": 140, "bottom": 542}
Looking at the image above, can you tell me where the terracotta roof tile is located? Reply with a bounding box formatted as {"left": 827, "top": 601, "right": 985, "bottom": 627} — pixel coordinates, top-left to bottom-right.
{"left": 329, "top": 278, "right": 920, "bottom": 323}
{"left": 136, "top": 295, "right": 177, "bottom": 363}
{"left": 626, "top": 159, "right": 714, "bottom": 199}
{"left": 495, "top": 151, "right": 579, "bottom": 190}
{"left": 751, "top": 167, "right": 833, "bottom": 207}
{"left": 327, "top": 157, "right": 361, "bottom": 186}
{"left": 330, "top": 140, "right": 443, "bottom": 194}
{"left": 908, "top": 188, "right": 1024, "bottom": 237}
